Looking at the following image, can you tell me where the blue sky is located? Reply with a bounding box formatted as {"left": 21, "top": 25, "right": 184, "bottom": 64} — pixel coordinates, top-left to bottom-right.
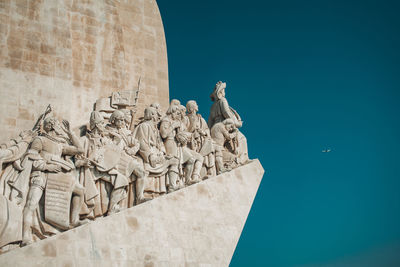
{"left": 157, "top": 1, "right": 400, "bottom": 266}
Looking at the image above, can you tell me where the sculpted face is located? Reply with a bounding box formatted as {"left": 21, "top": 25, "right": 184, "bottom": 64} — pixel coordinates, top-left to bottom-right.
{"left": 180, "top": 107, "right": 186, "bottom": 120}
{"left": 225, "top": 122, "right": 235, "bottom": 132}
{"left": 110, "top": 110, "right": 126, "bottom": 129}
{"left": 43, "top": 118, "right": 56, "bottom": 133}
{"left": 219, "top": 88, "right": 225, "bottom": 98}
{"left": 151, "top": 110, "right": 158, "bottom": 123}
{"left": 96, "top": 121, "right": 106, "bottom": 134}
{"left": 125, "top": 114, "right": 132, "bottom": 125}
{"left": 171, "top": 110, "right": 180, "bottom": 120}
{"left": 114, "top": 117, "right": 125, "bottom": 129}
{"left": 186, "top": 101, "right": 198, "bottom": 114}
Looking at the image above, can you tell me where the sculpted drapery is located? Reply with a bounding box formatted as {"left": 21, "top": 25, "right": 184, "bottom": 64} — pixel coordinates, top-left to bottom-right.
{"left": 0, "top": 81, "right": 249, "bottom": 251}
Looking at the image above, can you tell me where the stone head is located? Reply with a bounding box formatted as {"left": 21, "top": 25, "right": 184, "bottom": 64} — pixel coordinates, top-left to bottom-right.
{"left": 150, "top": 102, "right": 163, "bottom": 119}
{"left": 178, "top": 105, "right": 186, "bottom": 119}
{"left": 166, "top": 105, "right": 180, "bottom": 120}
{"left": 170, "top": 99, "right": 181, "bottom": 106}
{"left": 186, "top": 100, "right": 198, "bottom": 114}
{"left": 43, "top": 117, "right": 57, "bottom": 133}
{"left": 223, "top": 118, "right": 235, "bottom": 132}
{"left": 144, "top": 107, "right": 157, "bottom": 122}
{"left": 150, "top": 102, "right": 160, "bottom": 110}
{"left": 122, "top": 109, "right": 132, "bottom": 125}
{"left": 210, "top": 81, "right": 226, "bottom": 101}
{"left": 90, "top": 111, "right": 105, "bottom": 132}
{"left": 110, "top": 110, "right": 126, "bottom": 129}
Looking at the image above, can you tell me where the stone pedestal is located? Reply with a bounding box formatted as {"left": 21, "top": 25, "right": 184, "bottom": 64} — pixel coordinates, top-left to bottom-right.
{"left": 0, "top": 160, "right": 264, "bottom": 266}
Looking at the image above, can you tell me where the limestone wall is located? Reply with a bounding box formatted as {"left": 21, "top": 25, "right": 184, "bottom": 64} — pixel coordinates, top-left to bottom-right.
{"left": 0, "top": 0, "right": 169, "bottom": 142}
{"left": 0, "top": 160, "right": 264, "bottom": 266}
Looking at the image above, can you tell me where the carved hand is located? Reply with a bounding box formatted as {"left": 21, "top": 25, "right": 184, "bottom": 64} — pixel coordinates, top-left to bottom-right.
{"left": 46, "top": 164, "right": 62, "bottom": 173}
{"left": 164, "top": 154, "right": 174, "bottom": 160}
{"left": 229, "top": 132, "right": 237, "bottom": 140}
{"left": 125, "top": 147, "right": 139, "bottom": 157}
{"left": 12, "top": 160, "right": 24, "bottom": 171}
{"left": 109, "top": 132, "right": 122, "bottom": 144}
{"left": 62, "top": 120, "right": 71, "bottom": 135}
{"left": 76, "top": 158, "right": 92, "bottom": 168}
{"left": 176, "top": 133, "right": 188, "bottom": 145}
{"left": 84, "top": 159, "right": 92, "bottom": 167}
{"left": 172, "top": 121, "right": 181, "bottom": 129}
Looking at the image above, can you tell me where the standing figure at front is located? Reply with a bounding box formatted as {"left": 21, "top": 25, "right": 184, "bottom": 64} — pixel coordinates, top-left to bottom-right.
{"left": 22, "top": 117, "right": 87, "bottom": 246}
{"left": 209, "top": 81, "right": 249, "bottom": 165}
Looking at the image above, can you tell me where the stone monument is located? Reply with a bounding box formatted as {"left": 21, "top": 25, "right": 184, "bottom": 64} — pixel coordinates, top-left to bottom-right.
{"left": 0, "top": 0, "right": 169, "bottom": 140}
{"left": 0, "top": 1, "right": 264, "bottom": 266}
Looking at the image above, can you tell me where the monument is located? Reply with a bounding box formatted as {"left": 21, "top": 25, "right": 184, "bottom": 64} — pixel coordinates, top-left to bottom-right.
{"left": 0, "top": 1, "right": 264, "bottom": 266}
{"left": 0, "top": 0, "right": 169, "bottom": 140}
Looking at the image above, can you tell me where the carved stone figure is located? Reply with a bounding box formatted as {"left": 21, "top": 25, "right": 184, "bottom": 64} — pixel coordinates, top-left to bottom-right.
{"left": 160, "top": 105, "right": 203, "bottom": 188}
{"left": 0, "top": 131, "right": 37, "bottom": 250}
{"left": 76, "top": 111, "right": 129, "bottom": 218}
{"left": 0, "top": 106, "right": 53, "bottom": 250}
{"left": 210, "top": 119, "right": 240, "bottom": 174}
{"left": 178, "top": 104, "right": 189, "bottom": 127}
{"left": 22, "top": 117, "right": 87, "bottom": 246}
{"left": 133, "top": 107, "right": 180, "bottom": 196}
{"left": 209, "top": 81, "right": 249, "bottom": 164}
{"left": 0, "top": 105, "right": 52, "bottom": 175}
{"left": 0, "top": 130, "right": 37, "bottom": 201}
{"left": 186, "top": 101, "right": 216, "bottom": 177}
{"left": 170, "top": 99, "right": 181, "bottom": 107}
{"left": 0, "top": 131, "right": 36, "bottom": 171}
{"left": 105, "top": 110, "right": 148, "bottom": 208}
{"left": 0, "top": 82, "right": 252, "bottom": 252}
{"left": 150, "top": 102, "right": 164, "bottom": 123}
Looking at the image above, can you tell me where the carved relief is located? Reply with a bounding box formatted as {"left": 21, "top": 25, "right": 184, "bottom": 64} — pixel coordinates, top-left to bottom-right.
{"left": 0, "top": 81, "right": 250, "bottom": 253}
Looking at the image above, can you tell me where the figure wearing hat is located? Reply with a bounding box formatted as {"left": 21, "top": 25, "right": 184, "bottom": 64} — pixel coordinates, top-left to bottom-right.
{"left": 209, "top": 81, "right": 249, "bottom": 165}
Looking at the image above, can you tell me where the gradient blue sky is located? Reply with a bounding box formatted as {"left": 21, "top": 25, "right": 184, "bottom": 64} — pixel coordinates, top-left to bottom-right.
{"left": 157, "top": 1, "right": 400, "bottom": 266}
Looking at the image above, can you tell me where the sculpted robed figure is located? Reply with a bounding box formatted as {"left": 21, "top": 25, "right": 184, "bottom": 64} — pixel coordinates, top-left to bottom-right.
{"left": 0, "top": 81, "right": 252, "bottom": 252}
{"left": 208, "top": 81, "right": 249, "bottom": 172}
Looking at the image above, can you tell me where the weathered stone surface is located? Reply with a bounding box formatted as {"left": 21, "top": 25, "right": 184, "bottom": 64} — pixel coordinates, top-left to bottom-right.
{"left": 0, "top": 0, "right": 169, "bottom": 142}
{"left": 0, "top": 159, "right": 264, "bottom": 266}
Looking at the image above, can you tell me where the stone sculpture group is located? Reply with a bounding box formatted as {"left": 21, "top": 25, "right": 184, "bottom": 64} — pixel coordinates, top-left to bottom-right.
{"left": 0, "top": 81, "right": 249, "bottom": 252}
